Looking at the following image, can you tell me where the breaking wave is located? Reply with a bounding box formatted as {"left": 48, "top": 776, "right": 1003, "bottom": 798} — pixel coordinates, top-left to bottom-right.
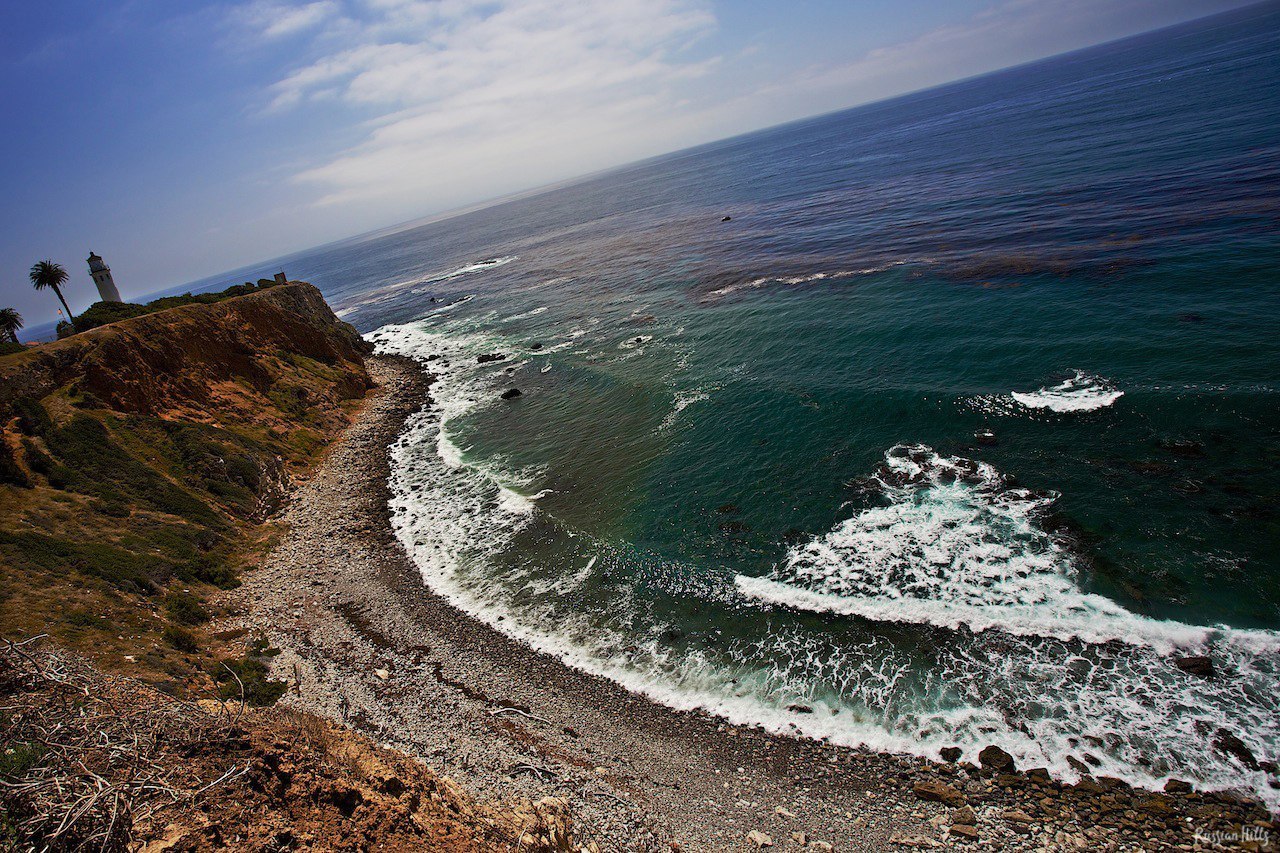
{"left": 1011, "top": 371, "right": 1124, "bottom": 412}
{"left": 409, "top": 257, "right": 518, "bottom": 293}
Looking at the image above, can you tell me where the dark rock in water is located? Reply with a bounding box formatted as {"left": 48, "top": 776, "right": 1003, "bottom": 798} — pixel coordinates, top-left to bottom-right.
{"left": 941, "top": 747, "right": 963, "bottom": 763}
{"left": 716, "top": 503, "right": 739, "bottom": 515}
{"left": 529, "top": 342, "right": 543, "bottom": 350}
{"left": 787, "top": 704, "right": 814, "bottom": 714}
{"left": 1213, "top": 729, "right": 1259, "bottom": 770}
{"left": 1066, "top": 755, "right": 1091, "bottom": 776}
{"left": 477, "top": 353, "right": 506, "bottom": 363}
{"left": 1175, "top": 655, "right": 1215, "bottom": 677}
{"left": 1126, "top": 460, "right": 1175, "bottom": 476}
{"left": 978, "top": 745, "right": 1016, "bottom": 774}
{"left": 1158, "top": 438, "right": 1205, "bottom": 457}
{"left": 721, "top": 215, "right": 732, "bottom": 222}
{"left": 974, "top": 428, "right": 998, "bottom": 446}
{"left": 500, "top": 388, "right": 522, "bottom": 400}
{"left": 1164, "top": 778, "right": 1193, "bottom": 794}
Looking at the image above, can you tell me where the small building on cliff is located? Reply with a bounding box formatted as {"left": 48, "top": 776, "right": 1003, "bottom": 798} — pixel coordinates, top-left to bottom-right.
{"left": 87, "top": 252, "right": 122, "bottom": 303}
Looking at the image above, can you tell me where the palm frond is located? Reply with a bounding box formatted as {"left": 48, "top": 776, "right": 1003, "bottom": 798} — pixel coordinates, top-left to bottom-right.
{"left": 30, "top": 259, "right": 69, "bottom": 290}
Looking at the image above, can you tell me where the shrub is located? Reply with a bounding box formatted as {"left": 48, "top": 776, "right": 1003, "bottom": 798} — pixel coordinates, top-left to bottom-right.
{"left": 211, "top": 643, "right": 287, "bottom": 706}
{"left": 0, "top": 341, "right": 24, "bottom": 356}
{"left": 71, "top": 301, "right": 149, "bottom": 333}
{"left": 164, "top": 591, "right": 209, "bottom": 626}
{"left": 0, "top": 440, "right": 28, "bottom": 488}
{"left": 42, "top": 415, "right": 220, "bottom": 525}
{"left": 162, "top": 625, "right": 199, "bottom": 653}
{"left": 0, "top": 530, "right": 170, "bottom": 595}
{"left": 175, "top": 554, "right": 240, "bottom": 589}
{"left": 0, "top": 742, "right": 46, "bottom": 780}
{"left": 11, "top": 399, "right": 52, "bottom": 437}
{"left": 64, "top": 609, "right": 109, "bottom": 629}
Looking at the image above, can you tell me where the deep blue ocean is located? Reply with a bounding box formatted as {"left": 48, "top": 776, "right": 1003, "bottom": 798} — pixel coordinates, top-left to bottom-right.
{"left": 195, "top": 4, "right": 1280, "bottom": 803}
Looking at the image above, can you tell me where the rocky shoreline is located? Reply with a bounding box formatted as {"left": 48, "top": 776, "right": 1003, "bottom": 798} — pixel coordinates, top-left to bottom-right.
{"left": 227, "top": 354, "right": 1277, "bottom": 851}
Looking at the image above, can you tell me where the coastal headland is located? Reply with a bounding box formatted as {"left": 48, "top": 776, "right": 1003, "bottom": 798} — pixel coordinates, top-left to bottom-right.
{"left": 1, "top": 285, "right": 1274, "bottom": 850}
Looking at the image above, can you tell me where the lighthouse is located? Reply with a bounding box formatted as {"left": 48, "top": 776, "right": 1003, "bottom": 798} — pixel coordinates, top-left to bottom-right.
{"left": 87, "top": 252, "right": 122, "bottom": 303}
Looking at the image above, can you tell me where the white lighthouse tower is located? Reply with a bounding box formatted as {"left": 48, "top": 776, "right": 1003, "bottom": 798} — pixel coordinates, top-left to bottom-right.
{"left": 87, "top": 252, "right": 122, "bottom": 303}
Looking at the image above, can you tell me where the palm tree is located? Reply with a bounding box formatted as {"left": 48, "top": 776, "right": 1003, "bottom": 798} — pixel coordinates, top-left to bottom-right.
{"left": 0, "top": 308, "right": 23, "bottom": 343}
{"left": 29, "top": 260, "right": 73, "bottom": 320}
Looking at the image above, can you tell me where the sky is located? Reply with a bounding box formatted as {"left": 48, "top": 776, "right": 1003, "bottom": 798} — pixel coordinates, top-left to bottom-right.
{"left": 0, "top": 0, "right": 1259, "bottom": 329}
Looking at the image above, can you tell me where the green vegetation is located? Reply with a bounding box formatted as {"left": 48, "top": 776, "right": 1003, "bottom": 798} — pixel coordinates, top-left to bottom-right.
{"left": 164, "top": 591, "right": 210, "bottom": 626}
{"left": 0, "top": 741, "right": 47, "bottom": 781}
{"left": 162, "top": 624, "right": 200, "bottom": 653}
{"left": 212, "top": 638, "right": 286, "bottom": 706}
{"left": 70, "top": 280, "right": 280, "bottom": 334}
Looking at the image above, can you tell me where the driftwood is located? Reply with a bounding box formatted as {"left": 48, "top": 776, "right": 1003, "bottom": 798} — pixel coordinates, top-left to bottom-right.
{"left": 0, "top": 637, "right": 244, "bottom": 851}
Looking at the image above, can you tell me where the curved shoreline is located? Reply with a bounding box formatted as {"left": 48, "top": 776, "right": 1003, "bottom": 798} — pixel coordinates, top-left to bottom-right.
{"left": 233, "top": 355, "right": 1276, "bottom": 851}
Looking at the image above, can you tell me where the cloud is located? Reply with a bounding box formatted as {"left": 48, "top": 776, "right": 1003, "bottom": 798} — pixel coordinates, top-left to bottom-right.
{"left": 246, "top": 0, "right": 715, "bottom": 210}
{"left": 237, "top": 1, "right": 340, "bottom": 40}
{"left": 237, "top": 0, "right": 1246, "bottom": 223}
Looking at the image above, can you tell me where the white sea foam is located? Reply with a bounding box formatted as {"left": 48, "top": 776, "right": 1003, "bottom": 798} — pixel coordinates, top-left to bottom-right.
{"left": 409, "top": 256, "right": 517, "bottom": 291}
{"left": 660, "top": 389, "right": 710, "bottom": 430}
{"left": 431, "top": 294, "right": 476, "bottom": 314}
{"left": 503, "top": 305, "right": 548, "bottom": 322}
{"left": 736, "top": 444, "right": 1275, "bottom": 653}
{"left": 1011, "top": 371, "right": 1124, "bottom": 412}
{"left": 619, "top": 334, "right": 653, "bottom": 349}
{"left": 707, "top": 263, "right": 904, "bottom": 297}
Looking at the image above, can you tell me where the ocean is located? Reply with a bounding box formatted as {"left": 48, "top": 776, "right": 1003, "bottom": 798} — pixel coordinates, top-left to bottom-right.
{"left": 213, "top": 5, "right": 1280, "bottom": 804}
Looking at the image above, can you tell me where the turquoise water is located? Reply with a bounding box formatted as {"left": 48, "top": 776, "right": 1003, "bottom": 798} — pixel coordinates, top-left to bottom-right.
{"left": 254, "top": 6, "right": 1279, "bottom": 803}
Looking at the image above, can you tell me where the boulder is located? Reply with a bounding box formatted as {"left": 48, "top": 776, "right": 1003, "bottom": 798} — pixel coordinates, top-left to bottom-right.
{"left": 477, "top": 353, "right": 506, "bottom": 363}
{"left": 948, "top": 824, "right": 979, "bottom": 840}
{"left": 951, "top": 806, "right": 976, "bottom": 826}
{"left": 978, "top": 745, "right": 1016, "bottom": 774}
{"left": 913, "top": 780, "right": 966, "bottom": 806}
{"left": 1163, "top": 779, "right": 1193, "bottom": 794}
{"left": 746, "top": 829, "right": 772, "bottom": 848}
{"left": 1175, "top": 656, "right": 1215, "bottom": 677}
{"left": 1213, "top": 729, "right": 1260, "bottom": 770}
{"left": 940, "top": 747, "right": 962, "bottom": 763}
{"left": 500, "top": 388, "right": 522, "bottom": 400}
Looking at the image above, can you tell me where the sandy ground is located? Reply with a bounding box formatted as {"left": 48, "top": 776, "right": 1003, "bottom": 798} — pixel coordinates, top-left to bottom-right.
{"left": 229, "top": 356, "right": 1276, "bottom": 852}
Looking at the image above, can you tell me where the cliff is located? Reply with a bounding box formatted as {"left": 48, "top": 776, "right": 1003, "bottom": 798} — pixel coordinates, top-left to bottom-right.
{"left": 0, "top": 282, "right": 370, "bottom": 421}
{"left": 0, "top": 282, "right": 373, "bottom": 690}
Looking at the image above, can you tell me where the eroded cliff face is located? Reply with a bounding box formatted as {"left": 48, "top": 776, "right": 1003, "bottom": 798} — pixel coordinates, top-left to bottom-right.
{"left": 0, "top": 282, "right": 370, "bottom": 423}
{"left": 0, "top": 283, "right": 375, "bottom": 688}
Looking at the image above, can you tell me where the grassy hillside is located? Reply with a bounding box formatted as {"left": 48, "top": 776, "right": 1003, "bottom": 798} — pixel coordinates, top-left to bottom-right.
{"left": 0, "top": 282, "right": 371, "bottom": 696}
